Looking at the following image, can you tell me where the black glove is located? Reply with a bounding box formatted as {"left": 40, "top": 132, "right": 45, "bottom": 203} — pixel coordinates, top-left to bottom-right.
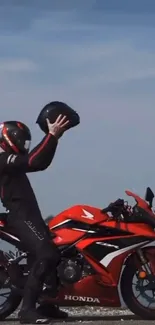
{"left": 108, "top": 199, "right": 124, "bottom": 209}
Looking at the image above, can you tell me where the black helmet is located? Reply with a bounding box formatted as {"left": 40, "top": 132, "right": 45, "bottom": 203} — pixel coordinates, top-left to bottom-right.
{"left": 0, "top": 121, "right": 31, "bottom": 154}
{"left": 36, "top": 101, "right": 80, "bottom": 134}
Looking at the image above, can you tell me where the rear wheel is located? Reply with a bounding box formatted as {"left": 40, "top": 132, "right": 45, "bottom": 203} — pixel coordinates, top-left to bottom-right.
{"left": 121, "top": 249, "right": 155, "bottom": 320}
{"left": 0, "top": 254, "right": 22, "bottom": 321}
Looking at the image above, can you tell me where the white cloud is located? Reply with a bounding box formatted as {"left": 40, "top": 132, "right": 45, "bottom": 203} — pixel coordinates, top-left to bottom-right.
{"left": 0, "top": 15, "right": 155, "bottom": 125}
{"left": 42, "top": 40, "right": 155, "bottom": 84}
{"left": 0, "top": 9, "right": 155, "bottom": 216}
{"left": 0, "top": 9, "right": 155, "bottom": 85}
{"left": 1, "top": 39, "right": 154, "bottom": 85}
{"left": 0, "top": 37, "right": 155, "bottom": 121}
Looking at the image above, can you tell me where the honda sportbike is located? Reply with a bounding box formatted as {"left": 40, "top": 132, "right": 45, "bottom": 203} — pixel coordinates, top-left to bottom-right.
{"left": 0, "top": 187, "right": 155, "bottom": 319}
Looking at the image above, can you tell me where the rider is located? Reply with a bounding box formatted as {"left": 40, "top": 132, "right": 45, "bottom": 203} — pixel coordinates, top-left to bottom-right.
{"left": 0, "top": 115, "right": 69, "bottom": 324}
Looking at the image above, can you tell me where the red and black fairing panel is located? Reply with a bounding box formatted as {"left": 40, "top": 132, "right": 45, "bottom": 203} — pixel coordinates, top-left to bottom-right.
{"left": 126, "top": 190, "right": 155, "bottom": 217}
{"left": 48, "top": 205, "right": 108, "bottom": 228}
{"left": 76, "top": 235, "right": 154, "bottom": 284}
{"left": 126, "top": 190, "right": 155, "bottom": 228}
{"left": 47, "top": 219, "right": 155, "bottom": 308}
{"left": 47, "top": 274, "right": 121, "bottom": 307}
{"left": 74, "top": 217, "right": 155, "bottom": 284}
{"left": 48, "top": 205, "right": 109, "bottom": 245}
{"left": 49, "top": 207, "right": 155, "bottom": 285}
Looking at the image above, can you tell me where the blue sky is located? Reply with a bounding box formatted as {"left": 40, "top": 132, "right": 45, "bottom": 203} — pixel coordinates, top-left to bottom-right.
{"left": 1, "top": 0, "right": 155, "bottom": 217}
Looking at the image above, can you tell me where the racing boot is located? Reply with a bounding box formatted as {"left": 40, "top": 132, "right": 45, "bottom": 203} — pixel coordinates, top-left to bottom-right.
{"left": 19, "top": 308, "right": 50, "bottom": 324}
{"left": 37, "top": 304, "right": 68, "bottom": 319}
{"left": 18, "top": 279, "right": 51, "bottom": 324}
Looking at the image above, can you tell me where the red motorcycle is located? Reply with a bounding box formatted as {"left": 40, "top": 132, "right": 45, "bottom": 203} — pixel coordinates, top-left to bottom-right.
{"left": 0, "top": 187, "right": 155, "bottom": 319}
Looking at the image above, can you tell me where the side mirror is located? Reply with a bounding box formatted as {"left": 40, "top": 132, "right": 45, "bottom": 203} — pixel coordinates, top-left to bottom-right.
{"left": 145, "top": 187, "right": 154, "bottom": 208}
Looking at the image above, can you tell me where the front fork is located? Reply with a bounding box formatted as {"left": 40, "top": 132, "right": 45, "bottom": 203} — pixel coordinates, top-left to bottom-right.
{"left": 137, "top": 248, "right": 152, "bottom": 275}
{"left": 135, "top": 248, "right": 155, "bottom": 292}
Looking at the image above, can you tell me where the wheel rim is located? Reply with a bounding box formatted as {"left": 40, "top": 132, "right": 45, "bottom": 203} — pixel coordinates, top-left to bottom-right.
{"left": 132, "top": 267, "right": 155, "bottom": 309}
{"left": 0, "top": 288, "right": 11, "bottom": 307}
{"left": 0, "top": 267, "right": 13, "bottom": 308}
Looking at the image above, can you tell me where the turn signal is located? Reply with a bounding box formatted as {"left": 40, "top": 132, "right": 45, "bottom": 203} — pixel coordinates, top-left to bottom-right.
{"left": 138, "top": 271, "right": 147, "bottom": 279}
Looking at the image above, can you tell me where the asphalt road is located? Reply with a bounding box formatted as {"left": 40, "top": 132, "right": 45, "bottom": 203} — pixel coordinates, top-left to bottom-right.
{"left": 1, "top": 308, "right": 154, "bottom": 325}
{"left": 1, "top": 316, "right": 155, "bottom": 325}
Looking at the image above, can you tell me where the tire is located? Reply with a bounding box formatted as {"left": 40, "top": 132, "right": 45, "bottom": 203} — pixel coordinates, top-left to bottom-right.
{"left": 0, "top": 251, "right": 22, "bottom": 320}
{"left": 0, "top": 288, "right": 21, "bottom": 320}
{"left": 121, "top": 254, "right": 155, "bottom": 320}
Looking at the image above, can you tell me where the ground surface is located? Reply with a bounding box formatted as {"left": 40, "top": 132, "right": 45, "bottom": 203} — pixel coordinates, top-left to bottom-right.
{"left": 2, "top": 307, "right": 155, "bottom": 325}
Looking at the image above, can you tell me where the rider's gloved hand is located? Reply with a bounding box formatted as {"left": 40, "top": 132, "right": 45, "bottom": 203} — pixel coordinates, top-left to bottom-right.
{"left": 109, "top": 199, "right": 124, "bottom": 209}
{"left": 46, "top": 115, "right": 69, "bottom": 138}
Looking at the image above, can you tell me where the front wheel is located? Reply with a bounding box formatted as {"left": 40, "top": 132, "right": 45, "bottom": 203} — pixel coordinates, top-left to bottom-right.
{"left": 121, "top": 249, "right": 155, "bottom": 320}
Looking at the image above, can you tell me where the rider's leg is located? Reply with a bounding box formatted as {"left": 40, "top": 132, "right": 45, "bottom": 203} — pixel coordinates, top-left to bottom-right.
{"left": 7, "top": 212, "right": 60, "bottom": 324}
{"left": 36, "top": 304, "right": 68, "bottom": 319}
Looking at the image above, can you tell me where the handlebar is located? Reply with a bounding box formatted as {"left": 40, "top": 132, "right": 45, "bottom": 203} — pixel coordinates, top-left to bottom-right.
{"left": 101, "top": 193, "right": 155, "bottom": 227}
{"left": 101, "top": 199, "right": 128, "bottom": 220}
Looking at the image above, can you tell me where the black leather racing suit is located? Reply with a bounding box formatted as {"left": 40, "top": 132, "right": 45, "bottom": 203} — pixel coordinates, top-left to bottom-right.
{"left": 0, "top": 133, "right": 60, "bottom": 311}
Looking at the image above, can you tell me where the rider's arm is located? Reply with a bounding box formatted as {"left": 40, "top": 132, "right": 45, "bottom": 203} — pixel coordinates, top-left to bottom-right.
{"left": 0, "top": 133, "right": 58, "bottom": 173}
